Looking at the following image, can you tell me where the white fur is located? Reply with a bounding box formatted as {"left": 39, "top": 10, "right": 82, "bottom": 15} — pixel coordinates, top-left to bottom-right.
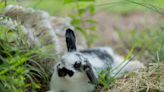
{"left": 49, "top": 47, "right": 145, "bottom": 92}
{"left": 50, "top": 62, "right": 94, "bottom": 92}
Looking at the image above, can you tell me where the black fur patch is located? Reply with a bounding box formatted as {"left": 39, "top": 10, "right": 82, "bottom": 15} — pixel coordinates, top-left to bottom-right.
{"left": 84, "top": 60, "right": 99, "bottom": 84}
{"left": 57, "top": 67, "right": 74, "bottom": 77}
{"left": 73, "top": 62, "right": 81, "bottom": 71}
{"left": 65, "top": 29, "right": 77, "bottom": 52}
{"left": 80, "top": 49, "right": 113, "bottom": 66}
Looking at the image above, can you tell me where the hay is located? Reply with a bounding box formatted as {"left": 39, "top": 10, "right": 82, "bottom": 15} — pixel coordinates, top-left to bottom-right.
{"left": 107, "top": 63, "right": 164, "bottom": 92}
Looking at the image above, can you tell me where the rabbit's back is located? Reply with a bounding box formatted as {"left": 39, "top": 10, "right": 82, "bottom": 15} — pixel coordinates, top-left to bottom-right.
{"left": 80, "top": 47, "right": 114, "bottom": 73}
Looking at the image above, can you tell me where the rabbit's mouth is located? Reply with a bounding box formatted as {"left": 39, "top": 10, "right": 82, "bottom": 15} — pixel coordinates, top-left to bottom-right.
{"left": 57, "top": 67, "right": 74, "bottom": 77}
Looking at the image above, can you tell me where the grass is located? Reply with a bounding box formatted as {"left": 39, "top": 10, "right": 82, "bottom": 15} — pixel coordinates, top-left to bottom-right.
{"left": 2, "top": 0, "right": 164, "bottom": 15}
{"left": 96, "top": 0, "right": 164, "bottom": 14}
{"left": 28, "top": 0, "right": 64, "bottom": 15}
{"left": 0, "top": 18, "right": 56, "bottom": 92}
{"left": 0, "top": 0, "right": 64, "bottom": 15}
{"left": 116, "top": 26, "right": 164, "bottom": 63}
{"left": 0, "top": 0, "right": 164, "bottom": 92}
{"left": 94, "top": 0, "right": 164, "bottom": 91}
{"left": 99, "top": 3, "right": 164, "bottom": 91}
{"left": 96, "top": 27, "right": 164, "bottom": 91}
{"left": 107, "top": 63, "right": 164, "bottom": 92}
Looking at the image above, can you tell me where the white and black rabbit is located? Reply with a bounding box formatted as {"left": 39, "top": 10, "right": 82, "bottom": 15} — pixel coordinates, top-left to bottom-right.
{"left": 49, "top": 29, "right": 145, "bottom": 92}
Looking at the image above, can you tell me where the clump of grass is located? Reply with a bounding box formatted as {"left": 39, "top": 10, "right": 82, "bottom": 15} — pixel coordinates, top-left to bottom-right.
{"left": 0, "top": 21, "right": 56, "bottom": 92}
{"left": 111, "top": 22, "right": 164, "bottom": 92}
{"left": 95, "top": 30, "right": 164, "bottom": 91}
{"left": 96, "top": 47, "right": 136, "bottom": 91}
{"left": 107, "top": 63, "right": 164, "bottom": 92}
{"left": 97, "top": 69, "right": 116, "bottom": 91}
{"left": 117, "top": 26, "right": 164, "bottom": 63}
{"left": 108, "top": 18, "right": 164, "bottom": 92}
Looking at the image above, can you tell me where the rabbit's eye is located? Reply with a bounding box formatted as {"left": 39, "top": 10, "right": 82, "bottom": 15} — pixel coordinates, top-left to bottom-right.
{"left": 73, "top": 62, "right": 81, "bottom": 70}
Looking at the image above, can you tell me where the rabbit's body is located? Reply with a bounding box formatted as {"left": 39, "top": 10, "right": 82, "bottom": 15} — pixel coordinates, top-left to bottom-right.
{"left": 50, "top": 48, "right": 112, "bottom": 92}
{"left": 49, "top": 29, "right": 144, "bottom": 92}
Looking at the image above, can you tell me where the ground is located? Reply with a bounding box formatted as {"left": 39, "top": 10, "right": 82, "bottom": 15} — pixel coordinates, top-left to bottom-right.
{"left": 92, "top": 11, "right": 164, "bottom": 92}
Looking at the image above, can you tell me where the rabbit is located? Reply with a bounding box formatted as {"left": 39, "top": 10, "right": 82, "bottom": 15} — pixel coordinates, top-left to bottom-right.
{"left": 49, "top": 29, "right": 145, "bottom": 92}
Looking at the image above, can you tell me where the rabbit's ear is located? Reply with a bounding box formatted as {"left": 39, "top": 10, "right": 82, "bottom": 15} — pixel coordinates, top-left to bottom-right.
{"left": 84, "top": 60, "right": 98, "bottom": 84}
{"left": 65, "top": 29, "right": 77, "bottom": 52}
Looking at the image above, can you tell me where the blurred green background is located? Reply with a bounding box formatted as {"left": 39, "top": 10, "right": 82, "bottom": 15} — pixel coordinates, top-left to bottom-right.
{"left": 2, "top": 0, "right": 164, "bottom": 15}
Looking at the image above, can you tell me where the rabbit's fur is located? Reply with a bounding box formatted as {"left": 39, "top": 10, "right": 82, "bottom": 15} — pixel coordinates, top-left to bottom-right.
{"left": 49, "top": 29, "right": 145, "bottom": 92}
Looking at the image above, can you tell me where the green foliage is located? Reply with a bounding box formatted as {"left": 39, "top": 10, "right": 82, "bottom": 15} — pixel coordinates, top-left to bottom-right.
{"left": 0, "top": 0, "right": 7, "bottom": 11}
{"left": 64, "top": 0, "right": 98, "bottom": 47}
{"left": 0, "top": 22, "right": 54, "bottom": 92}
{"left": 98, "top": 47, "right": 135, "bottom": 90}
{"left": 0, "top": 0, "right": 63, "bottom": 15}
{"left": 98, "top": 69, "right": 115, "bottom": 90}
{"left": 30, "top": 0, "right": 63, "bottom": 15}
{"left": 0, "top": 0, "right": 7, "bottom": 6}
{"left": 97, "top": 0, "right": 164, "bottom": 14}
{"left": 64, "top": 0, "right": 95, "bottom": 4}
{"left": 117, "top": 27, "right": 164, "bottom": 63}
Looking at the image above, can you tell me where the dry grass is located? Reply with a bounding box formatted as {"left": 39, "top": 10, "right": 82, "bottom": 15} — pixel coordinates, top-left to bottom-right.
{"left": 106, "top": 63, "right": 164, "bottom": 92}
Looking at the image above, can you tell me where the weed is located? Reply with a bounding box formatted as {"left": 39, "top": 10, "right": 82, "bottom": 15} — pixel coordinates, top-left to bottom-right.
{"left": 0, "top": 19, "right": 55, "bottom": 92}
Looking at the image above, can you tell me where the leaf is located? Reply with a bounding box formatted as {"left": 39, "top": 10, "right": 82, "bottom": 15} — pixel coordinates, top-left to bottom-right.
{"left": 64, "top": 0, "right": 95, "bottom": 4}
{"left": 0, "top": 2, "right": 5, "bottom": 8}
{"left": 88, "top": 4, "right": 95, "bottom": 15}
{"left": 79, "top": 0, "right": 95, "bottom": 1}
{"left": 64, "top": 0, "right": 74, "bottom": 4}
{"left": 71, "top": 18, "right": 81, "bottom": 26}
{"left": 75, "top": 26, "right": 88, "bottom": 37}
{"left": 78, "top": 8, "right": 86, "bottom": 16}
{"left": 88, "top": 26, "right": 96, "bottom": 31}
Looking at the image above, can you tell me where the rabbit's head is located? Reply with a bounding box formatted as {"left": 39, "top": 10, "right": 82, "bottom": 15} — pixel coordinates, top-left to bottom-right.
{"left": 55, "top": 29, "right": 98, "bottom": 84}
